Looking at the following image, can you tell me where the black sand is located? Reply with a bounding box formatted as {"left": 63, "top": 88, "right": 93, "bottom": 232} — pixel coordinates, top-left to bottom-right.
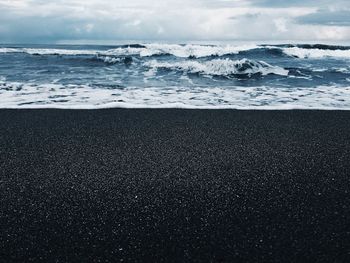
{"left": 0, "top": 109, "right": 349, "bottom": 262}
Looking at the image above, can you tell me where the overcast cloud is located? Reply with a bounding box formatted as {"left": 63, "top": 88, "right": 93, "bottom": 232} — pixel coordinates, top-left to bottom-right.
{"left": 0, "top": 0, "right": 349, "bottom": 43}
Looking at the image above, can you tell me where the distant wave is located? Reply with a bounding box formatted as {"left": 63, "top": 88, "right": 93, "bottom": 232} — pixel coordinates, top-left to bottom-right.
{"left": 144, "top": 58, "right": 289, "bottom": 77}
{"left": 105, "top": 43, "right": 261, "bottom": 58}
{"left": 279, "top": 44, "right": 350, "bottom": 51}
{"left": 2, "top": 44, "right": 350, "bottom": 59}
{"left": 0, "top": 47, "right": 99, "bottom": 56}
{"left": 278, "top": 47, "right": 350, "bottom": 59}
{"left": 0, "top": 44, "right": 260, "bottom": 58}
{"left": 140, "top": 44, "right": 260, "bottom": 58}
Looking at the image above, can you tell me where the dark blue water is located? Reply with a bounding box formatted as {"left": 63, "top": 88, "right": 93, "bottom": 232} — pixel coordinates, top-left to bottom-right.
{"left": 0, "top": 43, "right": 350, "bottom": 109}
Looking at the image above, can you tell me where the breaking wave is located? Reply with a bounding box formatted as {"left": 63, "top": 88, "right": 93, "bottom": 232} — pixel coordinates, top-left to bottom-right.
{"left": 94, "top": 56, "right": 133, "bottom": 64}
{"left": 279, "top": 47, "right": 350, "bottom": 59}
{"left": 0, "top": 44, "right": 260, "bottom": 58}
{"left": 1, "top": 43, "right": 350, "bottom": 59}
{"left": 144, "top": 58, "right": 289, "bottom": 77}
{"left": 0, "top": 47, "right": 99, "bottom": 56}
{"left": 139, "top": 44, "right": 260, "bottom": 58}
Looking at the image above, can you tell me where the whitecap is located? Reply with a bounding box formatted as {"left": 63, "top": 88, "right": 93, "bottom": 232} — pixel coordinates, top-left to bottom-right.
{"left": 140, "top": 44, "right": 260, "bottom": 58}
{"left": 278, "top": 47, "right": 350, "bottom": 59}
{"left": 144, "top": 58, "right": 289, "bottom": 77}
{"left": 0, "top": 44, "right": 261, "bottom": 58}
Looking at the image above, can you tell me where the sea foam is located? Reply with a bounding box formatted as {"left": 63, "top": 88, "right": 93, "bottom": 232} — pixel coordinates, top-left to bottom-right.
{"left": 279, "top": 47, "right": 350, "bottom": 59}
{"left": 1, "top": 79, "right": 350, "bottom": 110}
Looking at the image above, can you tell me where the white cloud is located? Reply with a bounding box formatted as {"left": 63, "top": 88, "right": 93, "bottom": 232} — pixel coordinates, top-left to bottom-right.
{"left": 274, "top": 18, "right": 288, "bottom": 32}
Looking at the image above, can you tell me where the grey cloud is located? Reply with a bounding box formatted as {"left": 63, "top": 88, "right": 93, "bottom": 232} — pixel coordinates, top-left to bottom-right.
{"left": 0, "top": 12, "right": 206, "bottom": 43}
{"left": 230, "top": 13, "right": 262, "bottom": 20}
{"left": 1, "top": 0, "right": 350, "bottom": 43}
{"left": 250, "top": 0, "right": 313, "bottom": 7}
{"left": 297, "top": 9, "right": 350, "bottom": 26}
{"left": 249, "top": 0, "right": 349, "bottom": 7}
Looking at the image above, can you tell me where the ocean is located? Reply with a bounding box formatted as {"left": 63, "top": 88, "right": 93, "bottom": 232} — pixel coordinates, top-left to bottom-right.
{"left": 0, "top": 43, "right": 350, "bottom": 109}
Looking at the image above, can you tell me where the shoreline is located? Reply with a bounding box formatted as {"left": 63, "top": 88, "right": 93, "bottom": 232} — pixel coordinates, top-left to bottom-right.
{"left": 1, "top": 109, "right": 349, "bottom": 262}
{"left": 2, "top": 106, "right": 350, "bottom": 110}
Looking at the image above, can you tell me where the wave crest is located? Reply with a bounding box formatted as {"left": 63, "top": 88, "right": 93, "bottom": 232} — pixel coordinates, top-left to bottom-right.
{"left": 144, "top": 58, "right": 289, "bottom": 77}
{"left": 277, "top": 46, "right": 350, "bottom": 59}
{"left": 0, "top": 44, "right": 260, "bottom": 58}
{"left": 2, "top": 44, "right": 350, "bottom": 62}
{"left": 140, "top": 44, "right": 260, "bottom": 58}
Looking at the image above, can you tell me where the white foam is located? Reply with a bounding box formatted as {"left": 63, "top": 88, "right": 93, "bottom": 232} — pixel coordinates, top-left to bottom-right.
{"left": 98, "top": 56, "right": 123, "bottom": 64}
{"left": 140, "top": 44, "right": 260, "bottom": 58}
{"left": 0, "top": 44, "right": 261, "bottom": 58}
{"left": 2, "top": 45, "right": 350, "bottom": 60}
{"left": 144, "top": 58, "right": 289, "bottom": 77}
{"left": 279, "top": 47, "right": 350, "bottom": 59}
{"left": 98, "top": 44, "right": 261, "bottom": 58}
{"left": 0, "top": 48, "right": 99, "bottom": 56}
{"left": 1, "top": 80, "right": 350, "bottom": 110}
{"left": 0, "top": 48, "right": 20, "bottom": 53}
{"left": 103, "top": 47, "right": 144, "bottom": 56}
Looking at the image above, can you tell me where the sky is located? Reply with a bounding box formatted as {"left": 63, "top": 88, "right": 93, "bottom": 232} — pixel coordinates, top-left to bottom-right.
{"left": 0, "top": 0, "right": 350, "bottom": 44}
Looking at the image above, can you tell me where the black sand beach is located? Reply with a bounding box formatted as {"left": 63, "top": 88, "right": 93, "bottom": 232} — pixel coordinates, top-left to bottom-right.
{"left": 0, "top": 109, "right": 349, "bottom": 262}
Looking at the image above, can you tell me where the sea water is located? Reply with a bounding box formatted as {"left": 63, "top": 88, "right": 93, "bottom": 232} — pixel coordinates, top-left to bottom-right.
{"left": 0, "top": 43, "right": 350, "bottom": 109}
